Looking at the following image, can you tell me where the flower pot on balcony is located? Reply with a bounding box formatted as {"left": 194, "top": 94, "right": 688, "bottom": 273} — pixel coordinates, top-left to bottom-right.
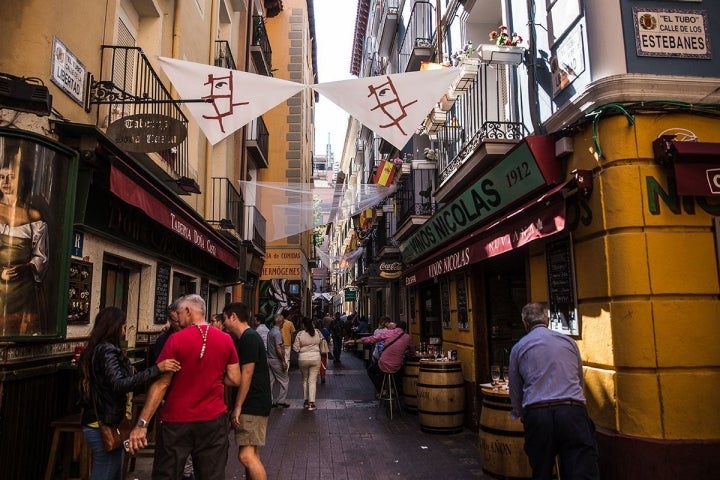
{"left": 478, "top": 44, "right": 525, "bottom": 66}
{"left": 424, "top": 107, "right": 447, "bottom": 133}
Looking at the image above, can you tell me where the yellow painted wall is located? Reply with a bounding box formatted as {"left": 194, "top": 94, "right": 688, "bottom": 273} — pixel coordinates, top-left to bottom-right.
{"left": 538, "top": 113, "right": 720, "bottom": 440}
{"left": 258, "top": 1, "right": 316, "bottom": 314}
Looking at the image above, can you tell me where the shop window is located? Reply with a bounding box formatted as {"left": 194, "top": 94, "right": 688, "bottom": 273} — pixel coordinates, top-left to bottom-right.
{"left": 102, "top": 262, "right": 130, "bottom": 311}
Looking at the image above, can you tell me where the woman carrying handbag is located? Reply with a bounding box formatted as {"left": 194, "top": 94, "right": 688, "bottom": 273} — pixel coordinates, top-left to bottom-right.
{"left": 78, "top": 306, "right": 180, "bottom": 480}
{"left": 292, "top": 317, "right": 323, "bottom": 411}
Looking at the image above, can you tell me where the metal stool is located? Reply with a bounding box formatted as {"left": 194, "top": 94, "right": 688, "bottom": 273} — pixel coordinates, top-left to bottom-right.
{"left": 44, "top": 413, "right": 91, "bottom": 480}
{"left": 378, "top": 370, "right": 401, "bottom": 419}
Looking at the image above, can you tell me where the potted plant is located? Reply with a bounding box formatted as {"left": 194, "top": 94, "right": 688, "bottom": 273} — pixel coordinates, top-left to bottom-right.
{"left": 478, "top": 25, "right": 525, "bottom": 65}
{"left": 449, "top": 41, "right": 480, "bottom": 93}
{"left": 423, "top": 148, "right": 437, "bottom": 161}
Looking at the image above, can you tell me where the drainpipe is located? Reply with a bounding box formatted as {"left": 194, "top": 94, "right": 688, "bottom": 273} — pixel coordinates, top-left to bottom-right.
{"left": 205, "top": 0, "right": 220, "bottom": 220}
{"left": 435, "top": 0, "right": 443, "bottom": 62}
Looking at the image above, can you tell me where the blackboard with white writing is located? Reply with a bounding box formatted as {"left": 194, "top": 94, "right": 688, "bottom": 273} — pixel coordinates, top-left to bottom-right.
{"left": 154, "top": 262, "right": 171, "bottom": 325}
{"left": 546, "top": 237, "right": 579, "bottom": 335}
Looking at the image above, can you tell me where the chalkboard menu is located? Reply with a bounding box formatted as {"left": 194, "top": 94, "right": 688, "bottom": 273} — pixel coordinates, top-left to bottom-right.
{"left": 154, "top": 262, "right": 171, "bottom": 325}
{"left": 456, "top": 273, "right": 469, "bottom": 330}
{"left": 546, "top": 237, "right": 579, "bottom": 335}
{"left": 440, "top": 277, "right": 451, "bottom": 329}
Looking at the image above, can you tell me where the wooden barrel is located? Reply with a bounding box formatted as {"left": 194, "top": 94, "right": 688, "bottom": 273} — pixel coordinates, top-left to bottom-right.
{"left": 416, "top": 360, "right": 465, "bottom": 434}
{"left": 479, "top": 387, "right": 532, "bottom": 479}
{"left": 402, "top": 358, "right": 421, "bottom": 412}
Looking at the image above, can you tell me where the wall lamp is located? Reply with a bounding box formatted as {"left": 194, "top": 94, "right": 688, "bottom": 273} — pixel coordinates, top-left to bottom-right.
{"left": 176, "top": 176, "right": 201, "bottom": 194}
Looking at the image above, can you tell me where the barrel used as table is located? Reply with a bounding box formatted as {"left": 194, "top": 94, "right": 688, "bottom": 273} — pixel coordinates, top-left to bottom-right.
{"left": 479, "top": 386, "right": 532, "bottom": 479}
{"left": 402, "top": 358, "right": 421, "bottom": 412}
{"left": 416, "top": 360, "right": 465, "bottom": 434}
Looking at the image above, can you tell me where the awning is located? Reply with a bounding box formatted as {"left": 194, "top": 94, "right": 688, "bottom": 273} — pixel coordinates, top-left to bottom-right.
{"left": 670, "top": 141, "right": 720, "bottom": 196}
{"left": 403, "top": 183, "right": 570, "bottom": 286}
{"left": 653, "top": 138, "right": 720, "bottom": 196}
{"left": 110, "top": 165, "right": 239, "bottom": 269}
{"left": 312, "top": 292, "right": 333, "bottom": 301}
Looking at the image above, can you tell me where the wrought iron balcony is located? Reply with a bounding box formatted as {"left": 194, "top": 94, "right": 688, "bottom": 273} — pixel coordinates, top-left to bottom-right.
{"left": 251, "top": 16, "right": 273, "bottom": 76}
{"left": 90, "top": 45, "right": 193, "bottom": 191}
{"left": 209, "top": 177, "right": 244, "bottom": 240}
{"left": 395, "top": 167, "right": 437, "bottom": 230}
{"left": 374, "top": 209, "right": 399, "bottom": 259}
{"left": 244, "top": 205, "right": 267, "bottom": 253}
{"left": 246, "top": 116, "right": 269, "bottom": 168}
{"left": 433, "top": 63, "right": 528, "bottom": 192}
{"left": 398, "top": 1, "right": 435, "bottom": 72}
{"left": 214, "top": 40, "right": 237, "bottom": 70}
{"left": 377, "top": 0, "right": 400, "bottom": 57}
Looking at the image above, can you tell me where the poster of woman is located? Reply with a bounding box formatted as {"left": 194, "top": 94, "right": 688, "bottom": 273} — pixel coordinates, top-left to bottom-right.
{"left": 0, "top": 131, "right": 75, "bottom": 338}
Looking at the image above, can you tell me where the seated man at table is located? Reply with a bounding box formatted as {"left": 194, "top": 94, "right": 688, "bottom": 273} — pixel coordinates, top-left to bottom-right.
{"left": 347, "top": 321, "right": 411, "bottom": 396}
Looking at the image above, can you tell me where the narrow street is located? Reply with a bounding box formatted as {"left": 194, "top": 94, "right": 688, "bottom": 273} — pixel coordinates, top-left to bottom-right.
{"left": 129, "top": 350, "right": 484, "bottom": 479}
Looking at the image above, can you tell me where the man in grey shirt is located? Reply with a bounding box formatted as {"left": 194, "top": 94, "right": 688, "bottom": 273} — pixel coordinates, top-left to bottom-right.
{"left": 266, "top": 314, "right": 290, "bottom": 408}
{"left": 254, "top": 313, "right": 270, "bottom": 350}
{"left": 508, "top": 302, "right": 599, "bottom": 480}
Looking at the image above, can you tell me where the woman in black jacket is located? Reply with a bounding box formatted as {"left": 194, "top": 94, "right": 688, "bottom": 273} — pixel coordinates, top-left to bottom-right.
{"left": 78, "top": 306, "right": 180, "bottom": 480}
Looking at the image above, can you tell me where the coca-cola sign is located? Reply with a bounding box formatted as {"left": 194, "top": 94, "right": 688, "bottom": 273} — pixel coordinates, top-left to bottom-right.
{"left": 379, "top": 261, "right": 403, "bottom": 279}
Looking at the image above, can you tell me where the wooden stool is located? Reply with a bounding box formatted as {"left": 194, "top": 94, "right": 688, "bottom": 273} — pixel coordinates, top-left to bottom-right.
{"left": 123, "top": 394, "right": 157, "bottom": 476}
{"left": 44, "top": 413, "right": 91, "bottom": 480}
{"left": 378, "top": 370, "right": 401, "bottom": 420}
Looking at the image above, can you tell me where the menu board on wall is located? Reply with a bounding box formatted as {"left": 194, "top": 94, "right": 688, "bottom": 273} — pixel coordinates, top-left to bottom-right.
{"left": 440, "top": 277, "right": 451, "bottom": 329}
{"left": 456, "top": 273, "right": 469, "bottom": 330}
{"left": 546, "top": 237, "right": 579, "bottom": 335}
{"left": 154, "top": 262, "right": 171, "bottom": 325}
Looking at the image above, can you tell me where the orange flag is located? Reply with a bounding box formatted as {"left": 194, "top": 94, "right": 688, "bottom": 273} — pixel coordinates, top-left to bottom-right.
{"left": 373, "top": 160, "right": 397, "bottom": 186}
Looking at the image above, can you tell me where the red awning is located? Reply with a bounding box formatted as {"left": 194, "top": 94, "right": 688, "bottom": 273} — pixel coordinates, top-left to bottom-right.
{"left": 110, "top": 166, "right": 239, "bottom": 269}
{"left": 403, "top": 183, "right": 569, "bottom": 286}
{"left": 670, "top": 141, "right": 720, "bottom": 196}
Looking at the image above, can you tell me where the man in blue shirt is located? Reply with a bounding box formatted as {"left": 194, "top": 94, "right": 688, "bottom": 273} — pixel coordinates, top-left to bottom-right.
{"left": 508, "top": 302, "right": 599, "bottom": 480}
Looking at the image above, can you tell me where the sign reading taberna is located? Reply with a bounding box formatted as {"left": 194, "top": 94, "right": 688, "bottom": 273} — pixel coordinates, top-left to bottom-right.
{"left": 399, "top": 138, "right": 556, "bottom": 263}
{"left": 106, "top": 114, "right": 187, "bottom": 153}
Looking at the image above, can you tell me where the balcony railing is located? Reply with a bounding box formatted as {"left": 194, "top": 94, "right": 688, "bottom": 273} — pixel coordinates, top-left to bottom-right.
{"left": 214, "top": 40, "right": 237, "bottom": 70}
{"left": 398, "top": 1, "right": 435, "bottom": 72}
{"left": 244, "top": 205, "right": 267, "bottom": 253}
{"left": 377, "top": 0, "right": 400, "bottom": 57}
{"left": 246, "top": 116, "right": 269, "bottom": 168}
{"left": 209, "top": 177, "right": 243, "bottom": 237}
{"left": 90, "top": 45, "right": 191, "bottom": 180}
{"left": 251, "top": 16, "right": 273, "bottom": 76}
{"left": 375, "top": 210, "right": 399, "bottom": 257}
{"left": 435, "top": 63, "right": 528, "bottom": 184}
{"left": 395, "top": 168, "right": 436, "bottom": 226}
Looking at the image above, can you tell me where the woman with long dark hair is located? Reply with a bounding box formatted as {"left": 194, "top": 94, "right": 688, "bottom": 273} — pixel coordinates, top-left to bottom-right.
{"left": 78, "top": 307, "right": 180, "bottom": 479}
{"left": 292, "top": 316, "right": 322, "bottom": 411}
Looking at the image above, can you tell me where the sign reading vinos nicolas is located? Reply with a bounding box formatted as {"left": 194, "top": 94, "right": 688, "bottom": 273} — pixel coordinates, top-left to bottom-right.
{"left": 400, "top": 141, "right": 550, "bottom": 263}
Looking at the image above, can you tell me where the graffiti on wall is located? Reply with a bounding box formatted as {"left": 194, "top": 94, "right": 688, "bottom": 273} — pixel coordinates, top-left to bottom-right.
{"left": 258, "top": 278, "right": 301, "bottom": 321}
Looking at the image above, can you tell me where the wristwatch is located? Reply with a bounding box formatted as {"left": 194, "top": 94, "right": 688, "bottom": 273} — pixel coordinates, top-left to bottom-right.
{"left": 136, "top": 418, "right": 148, "bottom": 428}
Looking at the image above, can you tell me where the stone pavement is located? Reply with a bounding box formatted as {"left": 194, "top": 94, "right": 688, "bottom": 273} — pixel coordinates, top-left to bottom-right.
{"left": 128, "top": 348, "right": 484, "bottom": 479}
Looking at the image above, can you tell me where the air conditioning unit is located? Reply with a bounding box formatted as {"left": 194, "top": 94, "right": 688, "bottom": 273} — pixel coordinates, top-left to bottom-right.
{"left": 0, "top": 74, "right": 52, "bottom": 116}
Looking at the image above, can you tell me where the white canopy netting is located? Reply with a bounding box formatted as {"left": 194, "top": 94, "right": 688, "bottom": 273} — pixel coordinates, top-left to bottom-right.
{"left": 237, "top": 180, "right": 396, "bottom": 243}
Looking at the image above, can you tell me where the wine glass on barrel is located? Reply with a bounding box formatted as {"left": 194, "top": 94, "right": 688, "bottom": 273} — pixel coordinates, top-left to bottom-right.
{"left": 490, "top": 365, "right": 501, "bottom": 390}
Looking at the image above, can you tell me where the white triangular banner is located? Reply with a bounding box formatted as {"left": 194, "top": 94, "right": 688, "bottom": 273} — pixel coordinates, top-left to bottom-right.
{"left": 313, "top": 68, "right": 459, "bottom": 151}
{"left": 157, "top": 57, "right": 306, "bottom": 145}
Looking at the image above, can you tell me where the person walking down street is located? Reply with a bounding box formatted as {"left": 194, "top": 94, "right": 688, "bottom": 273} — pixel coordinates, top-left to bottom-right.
{"left": 329, "top": 312, "right": 344, "bottom": 364}
{"left": 210, "top": 313, "right": 225, "bottom": 330}
{"left": 78, "top": 307, "right": 181, "bottom": 480}
{"left": 280, "top": 309, "right": 296, "bottom": 371}
{"left": 508, "top": 302, "right": 600, "bottom": 480}
{"left": 293, "top": 316, "right": 323, "bottom": 411}
{"left": 316, "top": 319, "right": 330, "bottom": 384}
{"left": 223, "top": 302, "right": 273, "bottom": 480}
{"left": 267, "top": 313, "right": 290, "bottom": 408}
{"left": 127, "top": 294, "right": 241, "bottom": 480}
{"left": 351, "top": 321, "right": 411, "bottom": 396}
